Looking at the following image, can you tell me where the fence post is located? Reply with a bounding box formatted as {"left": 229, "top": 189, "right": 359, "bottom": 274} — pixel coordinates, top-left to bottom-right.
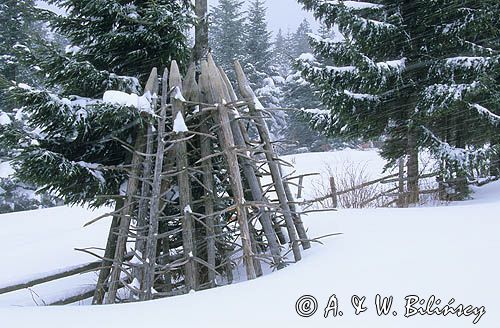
{"left": 297, "top": 176, "right": 304, "bottom": 199}
{"left": 329, "top": 177, "right": 338, "bottom": 208}
{"left": 397, "top": 158, "right": 406, "bottom": 207}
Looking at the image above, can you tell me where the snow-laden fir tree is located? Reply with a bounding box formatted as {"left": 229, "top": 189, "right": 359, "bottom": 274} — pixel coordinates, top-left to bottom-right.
{"left": 0, "top": 0, "right": 42, "bottom": 132}
{"left": 243, "top": 0, "right": 273, "bottom": 82}
{"left": 272, "top": 29, "right": 294, "bottom": 77}
{"left": 0, "top": 0, "right": 193, "bottom": 206}
{"left": 291, "top": 19, "right": 313, "bottom": 58}
{"left": 241, "top": 0, "right": 287, "bottom": 143}
{"left": 280, "top": 19, "right": 340, "bottom": 153}
{"left": 209, "top": 0, "right": 246, "bottom": 75}
{"left": 296, "top": 0, "right": 500, "bottom": 201}
{"left": 0, "top": 0, "right": 63, "bottom": 213}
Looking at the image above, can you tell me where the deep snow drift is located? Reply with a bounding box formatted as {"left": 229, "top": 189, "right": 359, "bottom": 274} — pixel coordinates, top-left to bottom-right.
{"left": 0, "top": 150, "right": 498, "bottom": 328}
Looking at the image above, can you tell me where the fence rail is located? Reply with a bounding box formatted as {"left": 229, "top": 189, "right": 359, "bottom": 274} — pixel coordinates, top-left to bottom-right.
{"left": 0, "top": 252, "right": 134, "bottom": 305}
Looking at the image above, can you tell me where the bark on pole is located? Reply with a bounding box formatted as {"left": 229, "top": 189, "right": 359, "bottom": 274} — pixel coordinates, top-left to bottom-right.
{"left": 219, "top": 67, "right": 284, "bottom": 268}
{"left": 92, "top": 199, "right": 123, "bottom": 304}
{"left": 199, "top": 60, "right": 234, "bottom": 283}
{"left": 187, "top": 64, "right": 217, "bottom": 288}
{"left": 105, "top": 68, "right": 158, "bottom": 304}
{"left": 234, "top": 60, "right": 302, "bottom": 262}
{"left": 170, "top": 61, "right": 198, "bottom": 292}
{"left": 329, "top": 176, "right": 338, "bottom": 208}
{"left": 132, "top": 70, "right": 159, "bottom": 298}
{"left": 142, "top": 68, "right": 169, "bottom": 301}
{"left": 206, "top": 54, "right": 257, "bottom": 280}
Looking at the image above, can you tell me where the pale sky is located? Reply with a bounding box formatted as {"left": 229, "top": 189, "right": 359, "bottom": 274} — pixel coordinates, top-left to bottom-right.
{"left": 209, "top": 0, "right": 319, "bottom": 36}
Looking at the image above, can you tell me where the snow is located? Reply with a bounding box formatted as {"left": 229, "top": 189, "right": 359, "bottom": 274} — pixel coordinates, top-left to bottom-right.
{"left": 471, "top": 103, "right": 500, "bottom": 124}
{"left": 0, "top": 205, "right": 110, "bottom": 306}
{"left": 0, "top": 162, "right": 14, "bottom": 178}
{"left": 325, "top": 65, "right": 358, "bottom": 74}
{"left": 298, "top": 53, "right": 316, "bottom": 62}
{"left": 173, "top": 112, "right": 189, "bottom": 133}
{"left": 0, "top": 150, "right": 499, "bottom": 327}
{"left": 75, "top": 161, "right": 105, "bottom": 185}
{"left": 326, "top": 1, "right": 383, "bottom": 10}
{"left": 0, "top": 112, "right": 12, "bottom": 126}
{"left": 445, "top": 56, "right": 492, "bottom": 69}
{"left": 17, "top": 83, "right": 31, "bottom": 90}
{"left": 377, "top": 58, "right": 406, "bottom": 72}
{"left": 102, "top": 90, "right": 152, "bottom": 112}
{"left": 343, "top": 90, "right": 378, "bottom": 101}
{"left": 64, "top": 45, "right": 81, "bottom": 55}
{"left": 171, "top": 86, "right": 186, "bottom": 102}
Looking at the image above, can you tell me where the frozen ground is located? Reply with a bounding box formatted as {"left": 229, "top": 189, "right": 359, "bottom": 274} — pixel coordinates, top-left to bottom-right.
{"left": 0, "top": 150, "right": 498, "bottom": 327}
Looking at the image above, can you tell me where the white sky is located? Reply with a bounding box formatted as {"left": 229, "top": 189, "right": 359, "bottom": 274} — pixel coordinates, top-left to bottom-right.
{"left": 208, "top": 0, "right": 319, "bottom": 36}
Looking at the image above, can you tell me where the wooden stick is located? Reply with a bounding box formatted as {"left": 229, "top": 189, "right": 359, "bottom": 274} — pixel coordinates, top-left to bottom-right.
{"left": 188, "top": 63, "right": 217, "bottom": 288}
{"left": 234, "top": 60, "right": 302, "bottom": 262}
{"left": 142, "top": 68, "right": 170, "bottom": 300}
{"left": 219, "top": 67, "right": 284, "bottom": 268}
{"left": 171, "top": 61, "right": 198, "bottom": 292}
{"left": 105, "top": 68, "right": 158, "bottom": 304}
{"left": 206, "top": 54, "right": 256, "bottom": 280}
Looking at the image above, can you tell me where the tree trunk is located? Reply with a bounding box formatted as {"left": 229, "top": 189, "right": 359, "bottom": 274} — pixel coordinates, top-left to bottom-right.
{"left": 406, "top": 126, "right": 419, "bottom": 205}
{"left": 193, "top": 0, "right": 208, "bottom": 64}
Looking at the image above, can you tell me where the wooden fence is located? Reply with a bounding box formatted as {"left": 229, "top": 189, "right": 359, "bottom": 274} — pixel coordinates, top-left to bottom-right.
{"left": 298, "top": 165, "right": 441, "bottom": 209}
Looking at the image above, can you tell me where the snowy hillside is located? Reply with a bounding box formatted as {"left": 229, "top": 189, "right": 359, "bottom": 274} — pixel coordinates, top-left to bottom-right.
{"left": 0, "top": 150, "right": 498, "bottom": 328}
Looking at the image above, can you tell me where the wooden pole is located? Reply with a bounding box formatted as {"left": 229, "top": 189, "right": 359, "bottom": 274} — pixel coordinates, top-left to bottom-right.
{"left": 170, "top": 61, "right": 198, "bottom": 292}
{"left": 142, "top": 68, "right": 169, "bottom": 301}
{"left": 92, "top": 199, "right": 122, "bottom": 304}
{"left": 205, "top": 55, "right": 257, "bottom": 280}
{"left": 105, "top": 68, "right": 158, "bottom": 304}
{"left": 234, "top": 60, "right": 302, "bottom": 262}
{"left": 199, "top": 60, "right": 234, "bottom": 283}
{"left": 407, "top": 126, "right": 420, "bottom": 204}
{"left": 297, "top": 176, "right": 304, "bottom": 199}
{"left": 218, "top": 67, "right": 284, "bottom": 268}
{"left": 329, "top": 177, "right": 338, "bottom": 208}
{"left": 132, "top": 70, "right": 159, "bottom": 299}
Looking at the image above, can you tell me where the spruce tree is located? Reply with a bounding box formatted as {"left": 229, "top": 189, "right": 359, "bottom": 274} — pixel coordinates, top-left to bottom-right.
{"left": 244, "top": 0, "right": 273, "bottom": 79}
{"left": 0, "top": 0, "right": 63, "bottom": 213}
{"left": 0, "top": 0, "right": 193, "bottom": 206}
{"left": 0, "top": 1, "right": 40, "bottom": 84}
{"left": 272, "top": 29, "right": 293, "bottom": 77}
{"left": 209, "top": 0, "right": 246, "bottom": 74}
{"left": 291, "top": 19, "right": 313, "bottom": 58}
{"left": 297, "top": 0, "right": 500, "bottom": 200}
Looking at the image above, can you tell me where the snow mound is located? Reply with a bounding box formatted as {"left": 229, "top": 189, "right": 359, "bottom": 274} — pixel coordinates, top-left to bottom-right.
{"left": 102, "top": 90, "right": 152, "bottom": 112}
{"left": 0, "top": 151, "right": 498, "bottom": 328}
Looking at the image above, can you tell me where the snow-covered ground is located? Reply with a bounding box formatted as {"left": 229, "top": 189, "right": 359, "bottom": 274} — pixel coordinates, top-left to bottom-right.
{"left": 0, "top": 150, "right": 498, "bottom": 327}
